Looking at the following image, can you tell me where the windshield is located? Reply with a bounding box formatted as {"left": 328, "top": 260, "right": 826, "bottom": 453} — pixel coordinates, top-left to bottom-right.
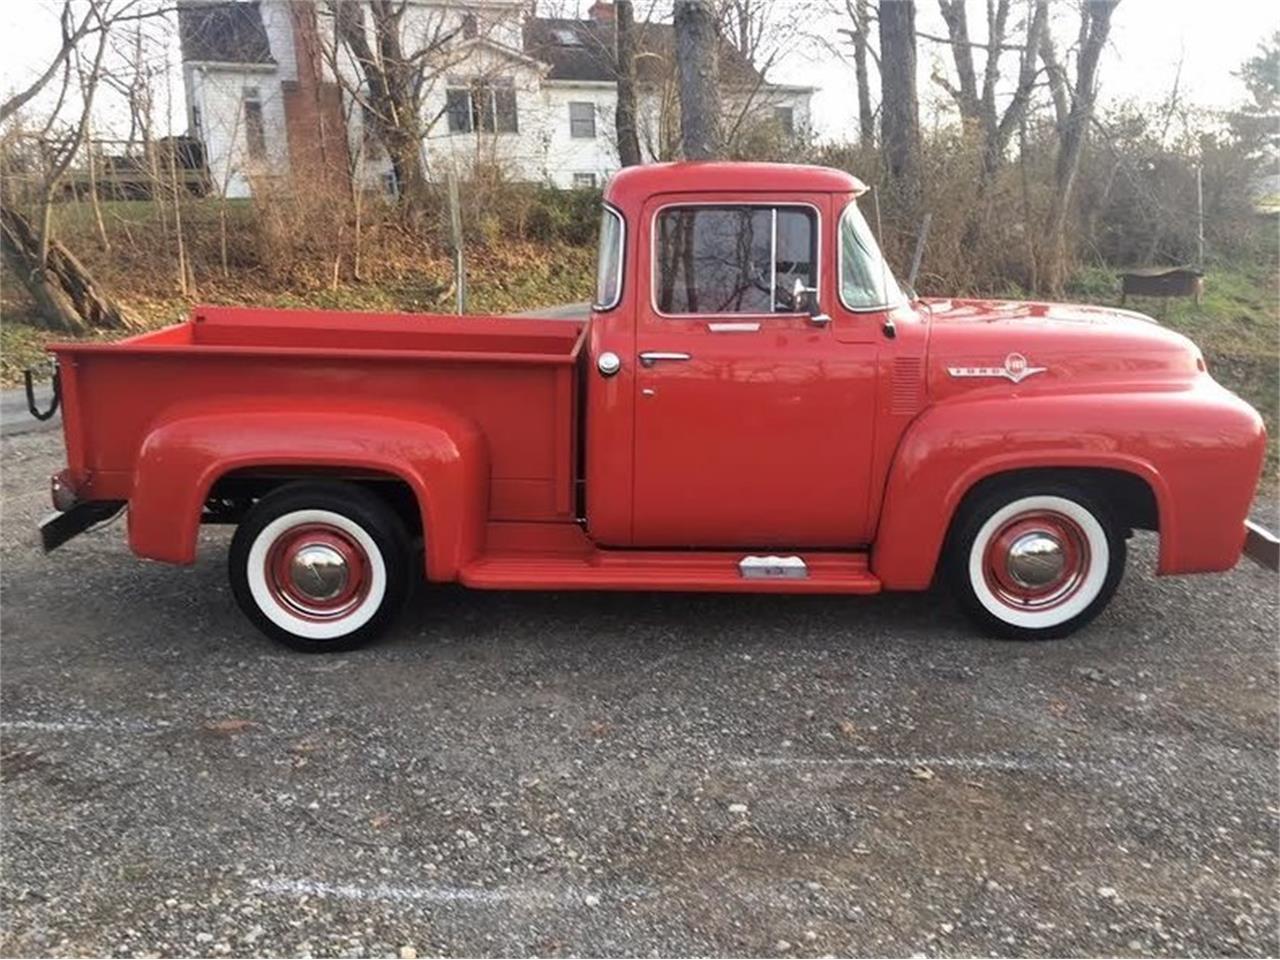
{"left": 839, "top": 201, "right": 905, "bottom": 311}
{"left": 594, "top": 205, "right": 624, "bottom": 310}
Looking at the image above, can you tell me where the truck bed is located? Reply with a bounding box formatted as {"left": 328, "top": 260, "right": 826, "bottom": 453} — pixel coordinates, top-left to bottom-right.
{"left": 51, "top": 305, "right": 587, "bottom": 522}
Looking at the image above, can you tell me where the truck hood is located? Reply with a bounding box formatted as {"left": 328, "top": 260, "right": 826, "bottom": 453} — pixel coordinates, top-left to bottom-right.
{"left": 920, "top": 297, "right": 1203, "bottom": 398}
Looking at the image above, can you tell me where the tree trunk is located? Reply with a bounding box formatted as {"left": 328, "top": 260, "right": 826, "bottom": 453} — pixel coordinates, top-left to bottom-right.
{"left": 983, "top": 0, "right": 1049, "bottom": 179}
{"left": 674, "top": 0, "right": 722, "bottom": 160}
{"left": 850, "top": 0, "right": 875, "bottom": 147}
{"left": 878, "top": 0, "right": 919, "bottom": 185}
{"left": 614, "top": 0, "right": 643, "bottom": 167}
{"left": 1043, "top": 0, "right": 1118, "bottom": 293}
{"left": 1, "top": 205, "right": 128, "bottom": 333}
{"left": 335, "top": 0, "right": 429, "bottom": 212}
{"left": 937, "top": 0, "right": 980, "bottom": 121}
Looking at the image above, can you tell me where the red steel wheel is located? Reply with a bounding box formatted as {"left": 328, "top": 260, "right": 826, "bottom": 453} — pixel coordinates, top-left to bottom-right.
{"left": 263, "top": 523, "right": 372, "bottom": 622}
{"left": 980, "top": 511, "right": 1091, "bottom": 614}
{"left": 947, "top": 484, "right": 1127, "bottom": 640}
{"left": 229, "top": 482, "right": 411, "bottom": 652}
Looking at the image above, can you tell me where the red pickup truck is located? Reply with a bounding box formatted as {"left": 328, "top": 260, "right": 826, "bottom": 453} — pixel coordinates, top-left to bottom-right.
{"left": 38, "top": 162, "right": 1274, "bottom": 651}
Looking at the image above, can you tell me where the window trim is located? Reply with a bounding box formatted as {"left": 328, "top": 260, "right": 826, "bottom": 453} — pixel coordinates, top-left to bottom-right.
{"left": 592, "top": 202, "right": 626, "bottom": 312}
{"left": 648, "top": 201, "right": 822, "bottom": 319}
{"left": 774, "top": 105, "right": 795, "bottom": 136}
{"left": 837, "top": 198, "right": 907, "bottom": 314}
{"left": 445, "top": 78, "right": 518, "bottom": 135}
{"left": 568, "top": 101, "right": 596, "bottom": 139}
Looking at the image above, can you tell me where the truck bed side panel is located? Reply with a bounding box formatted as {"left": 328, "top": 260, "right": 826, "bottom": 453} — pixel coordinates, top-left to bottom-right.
{"left": 53, "top": 309, "right": 583, "bottom": 524}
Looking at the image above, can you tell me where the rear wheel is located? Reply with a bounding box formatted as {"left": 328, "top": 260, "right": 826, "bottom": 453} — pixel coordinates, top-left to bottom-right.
{"left": 229, "top": 482, "right": 411, "bottom": 652}
{"left": 946, "top": 481, "right": 1126, "bottom": 640}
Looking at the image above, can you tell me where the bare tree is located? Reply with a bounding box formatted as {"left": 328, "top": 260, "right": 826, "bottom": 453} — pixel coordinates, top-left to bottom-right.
{"left": 878, "top": 0, "right": 919, "bottom": 184}
{"left": 1043, "top": 0, "right": 1119, "bottom": 292}
{"left": 1, "top": 0, "right": 100, "bottom": 125}
{"left": 843, "top": 0, "right": 877, "bottom": 147}
{"left": 674, "top": 0, "right": 722, "bottom": 159}
{"left": 931, "top": 0, "right": 1050, "bottom": 179}
{"left": 0, "top": 0, "right": 177, "bottom": 331}
{"left": 716, "top": 0, "right": 808, "bottom": 74}
{"left": 331, "top": 1, "right": 435, "bottom": 204}
{"left": 615, "top": 0, "right": 643, "bottom": 166}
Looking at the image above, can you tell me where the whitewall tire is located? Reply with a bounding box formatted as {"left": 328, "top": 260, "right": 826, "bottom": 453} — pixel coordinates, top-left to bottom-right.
{"left": 229, "top": 483, "right": 411, "bottom": 652}
{"left": 947, "top": 481, "right": 1126, "bottom": 640}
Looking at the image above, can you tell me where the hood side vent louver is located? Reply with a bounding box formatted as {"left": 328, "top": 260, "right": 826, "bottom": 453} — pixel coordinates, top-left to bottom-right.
{"left": 890, "top": 356, "right": 925, "bottom": 415}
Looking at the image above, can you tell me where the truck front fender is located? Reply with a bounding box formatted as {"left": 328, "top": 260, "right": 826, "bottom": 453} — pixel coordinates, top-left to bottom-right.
{"left": 871, "top": 384, "right": 1264, "bottom": 589}
{"left": 129, "top": 404, "right": 488, "bottom": 580}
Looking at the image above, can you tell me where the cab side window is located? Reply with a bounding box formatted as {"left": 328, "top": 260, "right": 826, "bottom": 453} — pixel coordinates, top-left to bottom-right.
{"left": 654, "top": 205, "right": 816, "bottom": 315}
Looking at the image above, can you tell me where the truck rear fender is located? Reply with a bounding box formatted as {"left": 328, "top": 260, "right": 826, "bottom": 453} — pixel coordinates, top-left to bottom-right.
{"left": 129, "top": 405, "right": 488, "bottom": 580}
{"left": 871, "top": 393, "right": 1197, "bottom": 589}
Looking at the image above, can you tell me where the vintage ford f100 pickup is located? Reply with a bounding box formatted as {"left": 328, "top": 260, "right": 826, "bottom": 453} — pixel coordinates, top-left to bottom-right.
{"left": 36, "top": 162, "right": 1275, "bottom": 650}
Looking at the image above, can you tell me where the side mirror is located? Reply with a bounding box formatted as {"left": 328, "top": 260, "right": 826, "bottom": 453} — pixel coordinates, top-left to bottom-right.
{"left": 792, "top": 277, "right": 818, "bottom": 313}
{"left": 792, "top": 277, "right": 830, "bottom": 326}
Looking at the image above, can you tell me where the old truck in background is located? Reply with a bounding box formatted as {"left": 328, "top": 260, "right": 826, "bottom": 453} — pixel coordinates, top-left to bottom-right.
{"left": 36, "top": 163, "right": 1275, "bottom": 651}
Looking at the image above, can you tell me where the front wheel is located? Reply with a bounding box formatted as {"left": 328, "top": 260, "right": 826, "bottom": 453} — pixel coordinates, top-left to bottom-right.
{"left": 946, "top": 482, "right": 1126, "bottom": 640}
{"left": 229, "top": 482, "right": 411, "bottom": 652}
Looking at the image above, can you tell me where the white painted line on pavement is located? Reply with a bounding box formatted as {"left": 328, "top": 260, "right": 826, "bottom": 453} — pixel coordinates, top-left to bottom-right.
{"left": 249, "top": 877, "right": 515, "bottom": 905}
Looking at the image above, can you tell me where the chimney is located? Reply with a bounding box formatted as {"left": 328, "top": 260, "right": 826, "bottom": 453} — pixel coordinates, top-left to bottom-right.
{"left": 588, "top": 1, "right": 615, "bottom": 21}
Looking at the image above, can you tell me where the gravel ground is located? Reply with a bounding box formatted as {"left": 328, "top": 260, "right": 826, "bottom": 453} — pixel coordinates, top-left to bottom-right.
{"left": 2, "top": 426, "right": 1277, "bottom": 958}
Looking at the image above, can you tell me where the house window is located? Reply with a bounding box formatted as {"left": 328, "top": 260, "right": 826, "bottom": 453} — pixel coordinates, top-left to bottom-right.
{"left": 569, "top": 102, "right": 596, "bottom": 139}
{"left": 654, "top": 205, "right": 817, "bottom": 315}
{"left": 573, "top": 172, "right": 597, "bottom": 188}
{"left": 446, "top": 78, "right": 518, "bottom": 134}
{"left": 552, "top": 28, "right": 581, "bottom": 45}
{"left": 774, "top": 105, "right": 795, "bottom": 137}
{"left": 243, "top": 88, "right": 265, "bottom": 161}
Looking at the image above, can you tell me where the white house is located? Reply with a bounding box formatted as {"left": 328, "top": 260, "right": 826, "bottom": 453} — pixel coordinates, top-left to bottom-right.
{"left": 178, "top": 0, "right": 815, "bottom": 195}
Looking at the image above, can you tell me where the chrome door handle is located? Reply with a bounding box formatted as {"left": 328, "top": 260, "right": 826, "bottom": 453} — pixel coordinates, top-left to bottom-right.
{"left": 639, "top": 351, "right": 692, "bottom": 367}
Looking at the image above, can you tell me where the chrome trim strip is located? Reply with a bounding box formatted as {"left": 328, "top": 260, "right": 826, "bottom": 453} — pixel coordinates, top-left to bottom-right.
{"left": 648, "top": 200, "right": 823, "bottom": 320}
{"left": 836, "top": 197, "right": 908, "bottom": 315}
{"left": 739, "top": 555, "right": 808, "bottom": 579}
{"left": 1244, "top": 519, "right": 1279, "bottom": 571}
{"left": 591, "top": 202, "right": 626, "bottom": 312}
{"left": 769, "top": 207, "right": 778, "bottom": 313}
{"left": 707, "top": 321, "right": 761, "bottom": 332}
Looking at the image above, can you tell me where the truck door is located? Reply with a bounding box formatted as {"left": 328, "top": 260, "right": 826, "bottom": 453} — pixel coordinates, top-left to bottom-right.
{"left": 629, "top": 193, "right": 878, "bottom": 548}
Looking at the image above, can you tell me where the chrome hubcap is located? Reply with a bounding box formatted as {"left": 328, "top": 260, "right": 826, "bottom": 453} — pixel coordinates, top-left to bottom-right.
{"left": 1006, "top": 532, "right": 1066, "bottom": 588}
{"left": 287, "top": 543, "right": 350, "bottom": 602}
{"left": 982, "top": 510, "right": 1091, "bottom": 612}
{"left": 264, "top": 522, "right": 372, "bottom": 623}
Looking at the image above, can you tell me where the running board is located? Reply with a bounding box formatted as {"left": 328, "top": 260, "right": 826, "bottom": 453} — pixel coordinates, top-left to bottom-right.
{"left": 459, "top": 549, "right": 880, "bottom": 594}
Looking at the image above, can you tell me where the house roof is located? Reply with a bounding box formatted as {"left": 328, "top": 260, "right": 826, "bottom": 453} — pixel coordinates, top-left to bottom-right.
{"left": 522, "top": 16, "right": 764, "bottom": 87}
{"left": 178, "top": 1, "right": 274, "bottom": 65}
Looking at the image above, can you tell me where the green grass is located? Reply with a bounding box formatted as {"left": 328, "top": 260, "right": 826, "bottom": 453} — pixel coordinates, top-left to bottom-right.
{"left": 1066, "top": 260, "right": 1279, "bottom": 478}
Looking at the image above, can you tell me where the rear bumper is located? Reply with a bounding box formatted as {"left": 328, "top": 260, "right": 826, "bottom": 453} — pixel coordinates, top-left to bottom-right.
{"left": 40, "top": 501, "right": 125, "bottom": 552}
{"left": 1243, "top": 520, "right": 1279, "bottom": 571}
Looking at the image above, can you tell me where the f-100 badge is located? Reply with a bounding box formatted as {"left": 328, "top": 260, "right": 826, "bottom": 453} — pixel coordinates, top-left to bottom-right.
{"left": 947, "top": 352, "right": 1047, "bottom": 384}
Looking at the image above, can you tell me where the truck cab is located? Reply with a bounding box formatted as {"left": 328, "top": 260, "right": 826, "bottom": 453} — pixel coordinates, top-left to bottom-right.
{"left": 584, "top": 163, "right": 916, "bottom": 550}
{"left": 39, "top": 162, "right": 1271, "bottom": 652}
